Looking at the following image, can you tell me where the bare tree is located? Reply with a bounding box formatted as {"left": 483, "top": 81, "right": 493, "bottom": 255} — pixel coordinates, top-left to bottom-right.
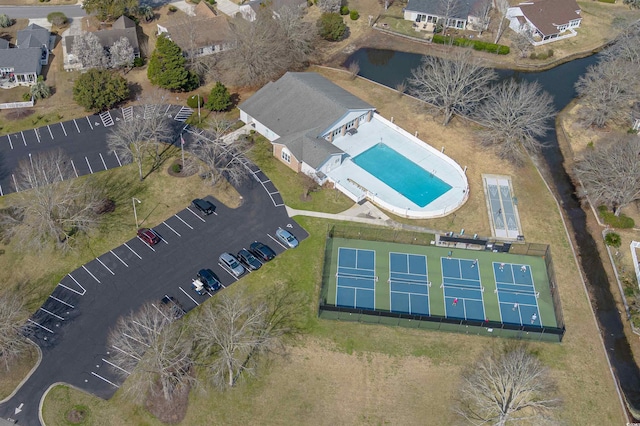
{"left": 473, "top": 0, "right": 492, "bottom": 34}
{"left": 0, "top": 293, "right": 32, "bottom": 371}
{"left": 72, "top": 31, "right": 109, "bottom": 69}
{"left": 347, "top": 61, "right": 360, "bottom": 80}
{"left": 575, "top": 59, "right": 639, "bottom": 128}
{"left": 438, "top": 0, "right": 461, "bottom": 35}
{"left": 602, "top": 22, "right": 640, "bottom": 65}
{"left": 318, "top": 0, "right": 341, "bottom": 13}
{"left": 110, "top": 36, "right": 135, "bottom": 69}
{"left": 108, "top": 302, "right": 195, "bottom": 403}
{"left": 511, "top": 26, "right": 533, "bottom": 58}
{"left": 575, "top": 135, "right": 640, "bottom": 216}
{"left": 494, "top": 0, "right": 510, "bottom": 44}
{"left": 475, "top": 79, "right": 555, "bottom": 164}
{"left": 408, "top": 50, "right": 496, "bottom": 125}
{"left": 0, "top": 150, "right": 103, "bottom": 252}
{"left": 456, "top": 344, "right": 561, "bottom": 425}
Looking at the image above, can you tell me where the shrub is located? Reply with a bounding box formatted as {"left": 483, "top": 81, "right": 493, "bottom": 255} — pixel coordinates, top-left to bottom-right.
{"left": 172, "top": 163, "right": 182, "bottom": 173}
{"left": 187, "top": 94, "right": 205, "bottom": 108}
{"left": 605, "top": 232, "right": 622, "bottom": 248}
{"left": 317, "top": 13, "right": 347, "bottom": 41}
{"left": 22, "top": 92, "right": 32, "bottom": 102}
{"left": 72, "top": 69, "right": 129, "bottom": 112}
{"left": 205, "top": 81, "right": 232, "bottom": 111}
{"left": 349, "top": 9, "right": 359, "bottom": 20}
{"left": 598, "top": 0, "right": 616, "bottom": 3}
{"left": 547, "top": 49, "right": 554, "bottom": 57}
{"left": 133, "top": 57, "right": 145, "bottom": 67}
{"left": 168, "top": 5, "right": 178, "bottom": 12}
{"left": 0, "top": 14, "right": 13, "bottom": 28}
{"left": 340, "top": 5, "right": 349, "bottom": 14}
{"left": 432, "top": 34, "right": 448, "bottom": 44}
{"left": 47, "top": 12, "right": 67, "bottom": 26}
{"left": 529, "top": 52, "right": 537, "bottom": 59}
{"left": 497, "top": 45, "right": 510, "bottom": 55}
{"left": 598, "top": 205, "right": 635, "bottom": 228}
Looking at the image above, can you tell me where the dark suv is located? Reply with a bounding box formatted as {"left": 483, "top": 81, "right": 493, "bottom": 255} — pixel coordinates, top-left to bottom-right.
{"left": 249, "top": 241, "right": 276, "bottom": 262}
{"left": 161, "top": 295, "right": 186, "bottom": 319}
{"left": 237, "top": 248, "right": 262, "bottom": 270}
{"left": 197, "top": 268, "right": 222, "bottom": 292}
{"left": 191, "top": 198, "right": 216, "bottom": 215}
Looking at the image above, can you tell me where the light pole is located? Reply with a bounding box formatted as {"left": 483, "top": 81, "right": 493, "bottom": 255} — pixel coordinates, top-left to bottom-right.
{"left": 132, "top": 197, "right": 141, "bottom": 228}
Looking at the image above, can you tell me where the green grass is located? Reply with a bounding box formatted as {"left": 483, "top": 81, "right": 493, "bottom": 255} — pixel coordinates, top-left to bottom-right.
{"left": 248, "top": 134, "right": 354, "bottom": 213}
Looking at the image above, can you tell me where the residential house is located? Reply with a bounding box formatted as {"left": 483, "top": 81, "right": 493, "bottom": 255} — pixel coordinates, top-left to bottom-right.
{"left": 0, "top": 24, "right": 54, "bottom": 87}
{"left": 506, "top": 0, "right": 582, "bottom": 45}
{"left": 157, "top": 2, "right": 234, "bottom": 58}
{"left": 403, "top": 0, "right": 490, "bottom": 32}
{"left": 239, "top": 72, "right": 375, "bottom": 179}
{"left": 239, "top": 0, "right": 307, "bottom": 22}
{"left": 63, "top": 15, "right": 140, "bottom": 71}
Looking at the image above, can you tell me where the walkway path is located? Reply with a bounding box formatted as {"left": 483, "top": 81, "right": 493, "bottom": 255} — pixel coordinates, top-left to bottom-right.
{"left": 214, "top": 0, "right": 240, "bottom": 17}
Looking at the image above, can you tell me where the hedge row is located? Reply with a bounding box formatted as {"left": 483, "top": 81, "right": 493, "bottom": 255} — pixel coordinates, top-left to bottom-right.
{"left": 598, "top": 205, "right": 635, "bottom": 228}
{"left": 432, "top": 35, "right": 510, "bottom": 55}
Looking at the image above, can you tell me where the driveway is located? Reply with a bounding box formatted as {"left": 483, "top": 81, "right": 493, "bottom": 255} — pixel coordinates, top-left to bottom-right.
{"left": 0, "top": 109, "right": 306, "bottom": 425}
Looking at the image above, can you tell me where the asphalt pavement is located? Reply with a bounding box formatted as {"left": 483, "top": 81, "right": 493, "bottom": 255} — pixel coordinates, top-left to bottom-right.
{"left": 0, "top": 5, "right": 86, "bottom": 19}
{"left": 0, "top": 109, "right": 307, "bottom": 425}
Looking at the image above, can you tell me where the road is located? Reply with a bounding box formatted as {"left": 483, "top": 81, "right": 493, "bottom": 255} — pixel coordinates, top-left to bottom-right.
{"left": 0, "top": 5, "right": 86, "bottom": 18}
{"left": 0, "top": 107, "right": 307, "bottom": 425}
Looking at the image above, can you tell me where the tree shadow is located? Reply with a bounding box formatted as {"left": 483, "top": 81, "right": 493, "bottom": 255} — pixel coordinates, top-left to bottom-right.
{"left": 128, "top": 82, "right": 143, "bottom": 101}
{"left": 229, "top": 93, "right": 241, "bottom": 109}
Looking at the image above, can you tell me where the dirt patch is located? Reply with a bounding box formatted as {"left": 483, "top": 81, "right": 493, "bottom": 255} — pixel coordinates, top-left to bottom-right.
{"left": 65, "top": 405, "right": 89, "bottom": 424}
{"left": 167, "top": 160, "right": 197, "bottom": 177}
{"left": 144, "top": 381, "right": 190, "bottom": 424}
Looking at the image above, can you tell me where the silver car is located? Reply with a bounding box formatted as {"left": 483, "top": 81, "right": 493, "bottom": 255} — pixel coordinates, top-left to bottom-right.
{"left": 218, "top": 252, "right": 246, "bottom": 277}
{"left": 276, "top": 227, "right": 299, "bottom": 248}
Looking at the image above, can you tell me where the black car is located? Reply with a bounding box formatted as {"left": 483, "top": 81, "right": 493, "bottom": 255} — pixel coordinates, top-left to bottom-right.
{"left": 191, "top": 198, "right": 216, "bottom": 215}
{"left": 197, "top": 268, "right": 222, "bottom": 292}
{"left": 161, "top": 295, "right": 187, "bottom": 319}
{"left": 249, "top": 241, "right": 276, "bottom": 262}
{"left": 237, "top": 248, "right": 263, "bottom": 270}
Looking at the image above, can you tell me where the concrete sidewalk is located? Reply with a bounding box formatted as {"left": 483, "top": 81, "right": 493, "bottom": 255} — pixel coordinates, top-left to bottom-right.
{"left": 214, "top": 0, "right": 240, "bottom": 17}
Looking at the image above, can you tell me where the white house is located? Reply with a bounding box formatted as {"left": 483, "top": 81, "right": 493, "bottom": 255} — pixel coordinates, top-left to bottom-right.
{"left": 506, "top": 0, "right": 582, "bottom": 45}
{"left": 403, "top": 0, "right": 490, "bottom": 32}
{"left": 0, "top": 24, "right": 54, "bottom": 87}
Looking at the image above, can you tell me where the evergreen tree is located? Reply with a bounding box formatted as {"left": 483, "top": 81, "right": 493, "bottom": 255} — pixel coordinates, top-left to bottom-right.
{"left": 147, "top": 34, "right": 199, "bottom": 92}
{"left": 73, "top": 69, "right": 129, "bottom": 112}
{"left": 206, "top": 82, "right": 232, "bottom": 111}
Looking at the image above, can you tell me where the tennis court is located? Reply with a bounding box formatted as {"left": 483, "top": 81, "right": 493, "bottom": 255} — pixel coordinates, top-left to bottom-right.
{"left": 335, "top": 247, "right": 377, "bottom": 310}
{"left": 441, "top": 257, "right": 486, "bottom": 321}
{"left": 389, "top": 252, "right": 430, "bottom": 315}
{"left": 493, "top": 262, "right": 541, "bottom": 326}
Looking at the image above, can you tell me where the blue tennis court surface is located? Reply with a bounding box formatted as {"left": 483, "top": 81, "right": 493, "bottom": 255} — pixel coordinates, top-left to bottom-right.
{"left": 441, "top": 257, "right": 485, "bottom": 321}
{"left": 336, "top": 247, "right": 376, "bottom": 310}
{"left": 493, "top": 262, "right": 541, "bottom": 326}
{"left": 389, "top": 252, "right": 430, "bottom": 315}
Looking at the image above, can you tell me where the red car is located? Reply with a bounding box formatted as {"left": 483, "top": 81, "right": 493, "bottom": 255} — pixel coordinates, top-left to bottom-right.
{"left": 137, "top": 228, "right": 160, "bottom": 245}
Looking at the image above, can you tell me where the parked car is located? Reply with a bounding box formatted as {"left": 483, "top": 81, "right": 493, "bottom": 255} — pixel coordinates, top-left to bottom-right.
{"left": 218, "top": 252, "right": 246, "bottom": 277}
{"left": 249, "top": 241, "right": 276, "bottom": 262}
{"left": 137, "top": 228, "right": 160, "bottom": 246}
{"left": 237, "top": 248, "right": 262, "bottom": 271}
{"left": 197, "top": 268, "right": 222, "bottom": 292}
{"left": 191, "top": 198, "right": 216, "bottom": 215}
{"left": 276, "top": 227, "right": 299, "bottom": 248}
{"left": 161, "top": 295, "right": 186, "bottom": 319}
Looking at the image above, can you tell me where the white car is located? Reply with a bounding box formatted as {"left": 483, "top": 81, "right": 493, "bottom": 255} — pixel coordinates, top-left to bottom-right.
{"left": 276, "top": 227, "right": 298, "bottom": 248}
{"left": 218, "top": 252, "right": 246, "bottom": 277}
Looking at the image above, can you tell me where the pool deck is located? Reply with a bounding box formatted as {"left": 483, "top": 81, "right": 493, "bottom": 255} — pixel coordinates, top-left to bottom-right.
{"left": 327, "top": 114, "right": 468, "bottom": 218}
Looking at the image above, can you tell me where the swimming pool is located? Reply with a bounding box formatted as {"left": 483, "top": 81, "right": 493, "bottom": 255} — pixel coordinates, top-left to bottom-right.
{"left": 353, "top": 143, "right": 452, "bottom": 207}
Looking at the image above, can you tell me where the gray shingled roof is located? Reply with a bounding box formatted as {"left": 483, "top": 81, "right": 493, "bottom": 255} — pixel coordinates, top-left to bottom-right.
{"left": 278, "top": 127, "right": 344, "bottom": 168}
{"left": 405, "top": 0, "right": 483, "bottom": 20}
{"left": 17, "top": 24, "right": 50, "bottom": 48}
{"left": 239, "top": 72, "right": 373, "bottom": 137}
{"left": 65, "top": 18, "right": 139, "bottom": 56}
{"left": 0, "top": 48, "right": 41, "bottom": 74}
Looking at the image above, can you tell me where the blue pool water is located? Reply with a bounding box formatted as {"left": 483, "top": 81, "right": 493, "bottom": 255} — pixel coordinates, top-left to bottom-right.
{"left": 353, "top": 143, "right": 452, "bottom": 207}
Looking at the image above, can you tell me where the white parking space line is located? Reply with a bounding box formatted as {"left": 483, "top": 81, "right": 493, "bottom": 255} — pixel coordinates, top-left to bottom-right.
{"left": 86, "top": 116, "right": 93, "bottom": 130}
{"left": 73, "top": 119, "right": 81, "bottom": 133}
{"left": 97, "top": 258, "right": 115, "bottom": 275}
{"left": 114, "top": 152, "right": 122, "bottom": 166}
{"left": 99, "top": 153, "right": 108, "bottom": 170}
{"left": 124, "top": 332, "right": 150, "bottom": 347}
{"left": 91, "top": 371, "right": 119, "bottom": 388}
{"left": 49, "top": 295, "right": 74, "bottom": 308}
{"left": 34, "top": 128, "right": 40, "bottom": 143}
{"left": 85, "top": 157, "right": 94, "bottom": 174}
{"left": 70, "top": 160, "right": 78, "bottom": 177}
{"left": 112, "top": 344, "right": 140, "bottom": 360}
{"left": 0, "top": 185, "right": 3, "bottom": 196}
{"left": 159, "top": 234, "right": 169, "bottom": 245}
{"left": 162, "top": 222, "right": 181, "bottom": 237}
{"left": 47, "top": 125, "right": 54, "bottom": 139}
{"left": 151, "top": 303, "right": 171, "bottom": 321}
{"left": 60, "top": 122, "right": 67, "bottom": 136}
{"left": 186, "top": 207, "right": 206, "bottom": 222}
{"left": 124, "top": 243, "right": 142, "bottom": 259}
{"left": 218, "top": 263, "right": 239, "bottom": 281}
{"left": 21, "top": 131, "right": 27, "bottom": 146}
{"left": 174, "top": 214, "right": 194, "bottom": 230}
{"left": 7, "top": 135, "right": 13, "bottom": 150}
{"left": 110, "top": 250, "right": 128, "bottom": 267}
{"left": 179, "top": 286, "right": 200, "bottom": 306}
{"left": 56, "top": 163, "right": 64, "bottom": 181}
{"left": 137, "top": 236, "right": 156, "bottom": 252}
{"left": 28, "top": 319, "right": 54, "bottom": 333}
{"left": 40, "top": 307, "right": 65, "bottom": 320}
{"left": 82, "top": 265, "right": 101, "bottom": 283}
{"left": 267, "top": 234, "right": 288, "bottom": 250}
{"left": 102, "top": 358, "right": 130, "bottom": 375}
{"left": 12, "top": 174, "right": 18, "bottom": 192}
{"left": 62, "top": 273, "right": 86, "bottom": 295}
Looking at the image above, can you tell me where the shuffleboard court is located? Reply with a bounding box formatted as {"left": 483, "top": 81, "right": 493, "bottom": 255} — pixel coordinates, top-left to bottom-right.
{"left": 389, "top": 252, "right": 430, "bottom": 315}
{"left": 441, "top": 257, "right": 485, "bottom": 321}
{"left": 493, "top": 262, "right": 541, "bottom": 326}
{"left": 484, "top": 175, "right": 522, "bottom": 239}
{"left": 336, "top": 247, "right": 377, "bottom": 310}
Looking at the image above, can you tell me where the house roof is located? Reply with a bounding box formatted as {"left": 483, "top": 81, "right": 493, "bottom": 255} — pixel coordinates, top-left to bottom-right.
{"left": 17, "top": 24, "right": 50, "bottom": 48}
{"left": 278, "top": 128, "right": 343, "bottom": 168}
{"left": 519, "top": 0, "right": 581, "bottom": 36}
{"left": 159, "top": 8, "right": 233, "bottom": 52}
{"left": 65, "top": 19, "right": 139, "bottom": 56}
{"left": 404, "top": 0, "right": 485, "bottom": 20}
{"left": 0, "top": 47, "right": 42, "bottom": 74}
{"left": 112, "top": 15, "right": 136, "bottom": 29}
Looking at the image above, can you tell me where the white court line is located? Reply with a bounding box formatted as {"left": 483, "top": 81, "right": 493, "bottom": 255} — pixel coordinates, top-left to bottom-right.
{"left": 47, "top": 125, "right": 53, "bottom": 139}
{"left": 49, "top": 295, "right": 74, "bottom": 308}
{"left": 267, "top": 234, "right": 288, "bottom": 250}
{"left": 60, "top": 122, "right": 67, "bottom": 136}
{"left": 82, "top": 265, "right": 101, "bottom": 283}
{"left": 137, "top": 236, "right": 156, "bottom": 252}
{"left": 124, "top": 243, "right": 142, "bottom": 259}
{"left": 12, "top": 174, "right": 18, "bottom": 192}
{"left": 28, "top": 319, "right": 53, "bottom": 333}
{"left": 85, "top": 157, "right": 94, "bottom": 174}
{"left": 112, "top": 344, "right": 140, "bottom": 360}
{"left": 110, "top": 250, "right": 128, "bottom": 267}
{"left": 64, "top": 273, "right": 86, "bottom": 295}
{"left": 40, "top": 307, "right": 64, "bottom": 320}
{"left": 73, "top": 119, "right": 80, "bottom": 133}
{"left": 114, "top": 151, "right": 122, "bottom": 166}
{"left": 186, "top": 207, "right": 206, "bottom": 222}
{"left": 34, "top": 128, "right": 40, "bottom": 143}
{"left": 174, "top": 214, "right": 194, "bottom": 230}
{"left": 21, "top": 131, "right": 27, "bottom": 146}
{"left": 102, "top": 358, "right": 130, "bottom": 375}
{"left": 91, "top": 371, "right": 119, "bottom": 388}
{"left": 70, "top": 160, "right": 78, "bottom": 177}
{"left": 86, "top": 116, "right": 93, "bottom": 130}
{"left": 99, "top": 153, "right": 107, "bottom": 170}
{"left": 97, "top": 258, "right": 115, "bottom": 275}
{"left": 162, "top": 222, "right": 181, "bottom": 237}
{"left": 7, "top": 135, "right": 13, "bottom": 150}
{"left": 179, "top": 286, "right": 200, "bottom": 306}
